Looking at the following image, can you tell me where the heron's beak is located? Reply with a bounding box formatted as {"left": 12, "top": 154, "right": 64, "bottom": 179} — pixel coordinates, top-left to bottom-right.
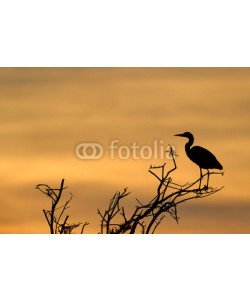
{"left": 174, "top": 133, "right": 184, "bottom": 137}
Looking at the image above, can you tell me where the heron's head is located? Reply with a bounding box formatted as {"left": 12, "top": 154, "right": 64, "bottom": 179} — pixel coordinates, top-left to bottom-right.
{"left": 174, "top": 132, "right": 194, "bottom": 139}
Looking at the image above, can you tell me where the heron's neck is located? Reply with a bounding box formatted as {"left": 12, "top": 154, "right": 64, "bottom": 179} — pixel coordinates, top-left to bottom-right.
{"left": 185, "top": 136, "right": 194, "bottom": 153}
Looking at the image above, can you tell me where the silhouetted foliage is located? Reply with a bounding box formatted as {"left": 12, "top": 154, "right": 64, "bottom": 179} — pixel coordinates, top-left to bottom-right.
{"left": 36, "top": 146, "right": 224, "bottom": 234}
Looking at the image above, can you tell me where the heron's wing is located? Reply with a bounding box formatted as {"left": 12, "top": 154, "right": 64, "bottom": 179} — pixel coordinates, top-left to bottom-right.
{"left": 190, "top": 146, "right": 223, "bottom": 169}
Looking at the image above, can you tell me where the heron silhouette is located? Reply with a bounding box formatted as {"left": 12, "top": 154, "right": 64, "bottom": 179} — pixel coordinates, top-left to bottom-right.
{"left": 175, "top": 132, "right": 223, "bottom": 188}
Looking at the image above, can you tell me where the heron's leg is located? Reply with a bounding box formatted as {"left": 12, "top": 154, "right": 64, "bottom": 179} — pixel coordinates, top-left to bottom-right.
{"left": 206, "top": 169, "right": 210, "bottom": 188}
{"left": 199, "top": 168, "right": 202, "bottom": 189}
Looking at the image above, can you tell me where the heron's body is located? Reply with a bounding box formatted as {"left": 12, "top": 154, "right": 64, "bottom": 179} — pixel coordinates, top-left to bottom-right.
{"left": 185, "top": 145, "right": 223, "bottom": 170}
{"left": 175, "top": 132, "right": 223, "bottom": 187}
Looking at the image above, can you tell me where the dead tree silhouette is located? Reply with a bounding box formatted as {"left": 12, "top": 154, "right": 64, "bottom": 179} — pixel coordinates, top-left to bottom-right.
{"left": 36, "top": 179, "right": 89, "bottom": 234}
{"left": 175, "top": 132, "right": 223, "bottom": 189}
{"left": 98, "top": 146, "right": 223, "bottom": 233}
{"left": 37, "top": 146, "right": 223, "bottom": 234}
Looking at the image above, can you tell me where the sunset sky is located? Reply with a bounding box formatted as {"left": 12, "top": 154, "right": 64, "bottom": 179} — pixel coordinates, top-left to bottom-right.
{"left": 0, "top": 67, "right": 249, "bottom": 233}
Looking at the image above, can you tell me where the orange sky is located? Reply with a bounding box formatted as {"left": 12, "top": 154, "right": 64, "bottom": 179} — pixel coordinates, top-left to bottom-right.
{"left": 0, "top": 68, "right": 250, "bottom": 233}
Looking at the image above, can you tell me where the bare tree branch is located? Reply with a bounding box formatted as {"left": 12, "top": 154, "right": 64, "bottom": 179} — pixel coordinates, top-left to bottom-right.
{"left": 97, "top": 146, "right": 223, "bottom": 234}
{"left": 36, "top": 179, "right": 88, "bottom": 234}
